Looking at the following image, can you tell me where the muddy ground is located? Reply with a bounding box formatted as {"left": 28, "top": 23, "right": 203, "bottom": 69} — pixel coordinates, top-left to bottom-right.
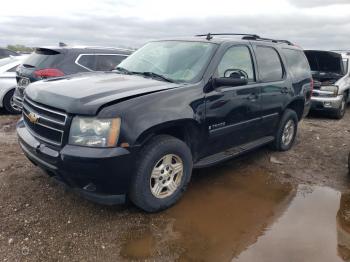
{"left": 0, "top": 108, "right": 349, "bottom": 261}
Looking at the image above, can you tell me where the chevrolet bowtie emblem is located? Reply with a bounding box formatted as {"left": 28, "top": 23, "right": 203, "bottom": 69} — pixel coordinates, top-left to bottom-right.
{"left": 28, "top": 112, "right": 40, "bottom": 124}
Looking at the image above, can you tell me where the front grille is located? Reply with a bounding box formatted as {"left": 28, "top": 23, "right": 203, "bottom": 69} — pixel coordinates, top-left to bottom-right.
{"left": 22, "top": 98, "right": 68, "bottom": 146}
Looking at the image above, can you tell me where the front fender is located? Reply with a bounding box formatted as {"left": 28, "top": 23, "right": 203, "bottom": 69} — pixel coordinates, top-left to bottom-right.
{"left": 98, "top": 84, "right": 206, "bottom": 145}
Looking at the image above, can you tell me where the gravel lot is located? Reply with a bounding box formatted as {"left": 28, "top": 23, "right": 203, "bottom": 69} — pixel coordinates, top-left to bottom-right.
{"left": 0, "top": 108, "right": 349, "bottom": 261}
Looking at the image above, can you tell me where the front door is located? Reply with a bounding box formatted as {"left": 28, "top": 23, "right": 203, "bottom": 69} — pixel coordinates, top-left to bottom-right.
{"left": 204, "top": 44, "right": 261, "bottom": 155}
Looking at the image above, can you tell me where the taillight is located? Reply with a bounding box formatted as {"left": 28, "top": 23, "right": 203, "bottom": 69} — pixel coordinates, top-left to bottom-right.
{"left": 34, "top": 68, "right": 64, "bottom": 78}
{"left": 310, "top": 78, "right": 314, "bottom": 93}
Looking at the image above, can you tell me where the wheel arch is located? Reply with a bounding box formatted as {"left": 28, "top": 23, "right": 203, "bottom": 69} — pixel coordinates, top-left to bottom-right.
{"left": 135, "top": 119, "right": 203, "bottom": 160}
{"left": 0, "top": 86, "right": 16, "bottom": 108}
{"left": 285, "top": 98, "right": 305, "bottom": 121}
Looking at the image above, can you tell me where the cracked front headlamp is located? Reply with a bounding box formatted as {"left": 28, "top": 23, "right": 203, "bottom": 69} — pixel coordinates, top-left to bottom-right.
{"left": 69, "top": 117, "right": 121, "bottom": 147}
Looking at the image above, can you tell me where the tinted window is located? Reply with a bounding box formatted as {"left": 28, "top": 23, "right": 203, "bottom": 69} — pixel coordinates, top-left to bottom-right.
{"left": 256, "top": 46, "right": 284, "bottom": 82}
{"left": 77, "top": 55, "right": 95, "bottom": 70}
{"left": 78, "top": 54, "right": 127, "bottom": 71}
{"left": 217, "top": 45, "right": 255, "bottom": 81}
{"left": 282, "top": 49, "right": 311, "bottom": 81}
{"left": 23, "top": 49, "right": 62, "bottom": 69}
{"left": 96, "top": 55, "right": 126, "bottom": 71}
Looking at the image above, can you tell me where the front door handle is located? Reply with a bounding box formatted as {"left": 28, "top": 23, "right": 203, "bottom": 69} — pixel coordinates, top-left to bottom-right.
{"left": 281, "top": 87, "right": 289, "bottom": 94}
{"left": 247, "top": 93, "right": 259, "bottom": 101}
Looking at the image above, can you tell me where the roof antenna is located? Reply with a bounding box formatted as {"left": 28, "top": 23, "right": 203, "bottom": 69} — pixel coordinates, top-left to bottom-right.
{"left": 206, "top": 33, "right": 213, "bottom": 41}
{"left": 59, "top": 42, "right": 67, "bottom": 47}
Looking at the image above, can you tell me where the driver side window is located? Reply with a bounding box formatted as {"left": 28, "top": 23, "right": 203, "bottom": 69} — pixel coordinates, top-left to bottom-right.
{"left": 217, "top": 45, "right": 255, "bottom": 81}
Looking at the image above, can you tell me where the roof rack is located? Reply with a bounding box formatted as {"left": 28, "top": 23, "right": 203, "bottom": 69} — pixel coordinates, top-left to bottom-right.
{"left": 196, "top": 33, "right": 293, "bottom": 45}
{"left": 196, "top": 33, "right": 260, "bottom": 41}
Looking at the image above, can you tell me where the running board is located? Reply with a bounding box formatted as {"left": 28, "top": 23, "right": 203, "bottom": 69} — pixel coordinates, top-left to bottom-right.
{"left": 194, "top": 136, "right": 275, "bottom": 168}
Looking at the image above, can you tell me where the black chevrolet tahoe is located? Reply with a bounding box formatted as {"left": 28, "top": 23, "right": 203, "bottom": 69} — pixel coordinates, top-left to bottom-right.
{"left": 16, "top": 34, "right": 312, "bottom": 212}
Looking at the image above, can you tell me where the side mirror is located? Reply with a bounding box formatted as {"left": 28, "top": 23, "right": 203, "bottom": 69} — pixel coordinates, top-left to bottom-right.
{"left": 213, "top": 77, "right": 248, "bottom": 88}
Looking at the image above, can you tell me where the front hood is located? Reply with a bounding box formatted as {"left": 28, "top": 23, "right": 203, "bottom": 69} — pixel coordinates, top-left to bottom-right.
{"left": 305, "top": 50, "right": 344, "bottom": 77}
{"left": 25, "top": 72, "right": 178, "bottom": 115}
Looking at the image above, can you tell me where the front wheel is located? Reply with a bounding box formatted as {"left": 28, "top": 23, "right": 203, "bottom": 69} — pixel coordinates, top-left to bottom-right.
{"left": 272, "top": 109, "right": 298, "bottom": 151}
{"left": 334, "top": 95, "right": 347, "bottom": 119}
{"left": 129, "top": 135, "right": 193, "bottom": 212}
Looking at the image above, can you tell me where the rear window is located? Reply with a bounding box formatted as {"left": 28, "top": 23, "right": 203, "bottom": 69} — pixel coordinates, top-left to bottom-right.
{"left": 255, "top": 46, "right": 284, "bottom": 82}
{"left": 77, "top": 54, "right": 127, "bottom": 71}
{"left": 23, "top": 48, "right": 62, "bottom": 69}
{"left": 282, "top": 49, "right": 311, "bottom": 81}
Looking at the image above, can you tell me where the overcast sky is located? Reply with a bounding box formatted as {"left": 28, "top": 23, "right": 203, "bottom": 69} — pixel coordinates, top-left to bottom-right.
{"left": 1, "top": 0, "right": 350, "bottom": 50}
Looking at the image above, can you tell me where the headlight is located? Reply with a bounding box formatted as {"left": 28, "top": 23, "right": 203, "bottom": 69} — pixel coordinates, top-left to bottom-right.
{"left": 69, "top": 117, "right": 121, "bottom": 147}
{"left": 320, "top": 85, "right": 339, "bottom": 96}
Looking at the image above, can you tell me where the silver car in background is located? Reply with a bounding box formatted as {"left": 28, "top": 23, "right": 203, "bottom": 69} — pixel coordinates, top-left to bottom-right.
{"left": 0, "top": 55, "right": 28, "bottom": 113}
{"left": 305, "top": 50, "right": 350, "bottom": 119}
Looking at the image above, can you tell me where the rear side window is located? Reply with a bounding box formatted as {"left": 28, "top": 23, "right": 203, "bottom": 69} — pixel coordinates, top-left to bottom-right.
{"left": 282, "top": 49, "right": 311, "bottom": 81}
{"left": 77, "top": 54, "right": 127, "bottom": 71}
{"left": 23, "top": 49, "right": 62, "bottom": 69}
{"left": 96, "top": 55, "right": 126, "bottom": 71}
{"left": 256, "top": 46, "right": 284, "bottom": 82}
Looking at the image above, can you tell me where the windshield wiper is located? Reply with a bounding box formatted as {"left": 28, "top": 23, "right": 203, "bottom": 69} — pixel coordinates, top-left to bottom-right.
{"left": 115, "top": 66, "right": 132, "bottom": 74}
{"left": 115, "top": 68, "right": 175, "bottom": 83}
{"left": 136, "top": 72, "right": 175, "bottom": 83}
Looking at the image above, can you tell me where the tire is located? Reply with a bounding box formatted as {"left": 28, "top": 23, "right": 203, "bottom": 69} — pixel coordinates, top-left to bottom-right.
{"left": 3, "top": 89, "right": 21, "bottom": 114}
{"left": 129, "top": 135, "right": 193, "bottom": 212}
{"left": 272, "top": 109, "right": 298, "bottom": 151}
{"left": 334, "top": 95, "right": 347, "bottom": 120}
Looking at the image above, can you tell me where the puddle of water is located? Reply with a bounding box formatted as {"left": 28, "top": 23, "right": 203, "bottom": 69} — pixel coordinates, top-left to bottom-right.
{"left": 120, "top": 164, "right": 350, "bottom": 262}
{"left": 121, "top": 166, "right": 295, "bottom": 261}
{"left": 233, "top": 185, "right": 342, "bottom": 262}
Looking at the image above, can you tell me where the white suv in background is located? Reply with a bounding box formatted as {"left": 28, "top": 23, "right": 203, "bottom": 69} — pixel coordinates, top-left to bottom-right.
{"left": 305, "top": 50, "right": 350, "bottom": 119}
{"left": 0, "top": 55, "right": 28, "bottom": 113}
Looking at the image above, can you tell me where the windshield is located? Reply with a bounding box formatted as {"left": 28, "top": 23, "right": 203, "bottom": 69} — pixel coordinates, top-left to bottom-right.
{"left": 117, "top": 41, "right": 217, "bottom": 83}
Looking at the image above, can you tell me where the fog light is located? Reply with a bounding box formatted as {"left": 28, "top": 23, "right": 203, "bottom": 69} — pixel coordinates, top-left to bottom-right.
{"left": 83, "top": 183, "right": 96, "bottom": 192}
{"left": 324, "top": 102, "right": 332, "bottom": 108}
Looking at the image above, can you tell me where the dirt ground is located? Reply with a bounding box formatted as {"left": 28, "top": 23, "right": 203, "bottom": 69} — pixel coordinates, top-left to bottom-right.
{"left": 0, "top": 107, "right": 349, "bottom": 261}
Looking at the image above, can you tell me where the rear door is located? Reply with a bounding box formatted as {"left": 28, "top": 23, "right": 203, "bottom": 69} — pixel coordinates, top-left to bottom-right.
{"left": 252, "top": 44, "right": 290, "bottom": 137}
